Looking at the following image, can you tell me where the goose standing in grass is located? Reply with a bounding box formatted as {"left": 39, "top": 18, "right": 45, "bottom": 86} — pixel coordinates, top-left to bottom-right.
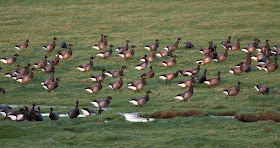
{"left": 8, "top": 107, "right": 28, "bottom": 122}
{"left": 14, "top": 64, "right": 31, "bottom": 80}
{"left": 67, "top": 100, "right": 79, "bottom": 119}
{"left": 89, "top": 69, "right": 106, "bottom": 82}
{"left": 174, "top": 83, "right": 195, "bottom": 102}
{"left": 58, "top": 44, "right": 73, "bottom": 60}
{"left": 164, "top": 37, "right": 182, "bottom": 51}
{"left": 43, "top": 37, "right": 57, "bottom": 52}
{"left": 229, "top": 62, "right": 243, "bottom": 75}
{"left": 179, "top": 63, "right": 201, "bottom": 76}
{"left": 49, "top": 107, "right": 59, "bottom": 120}
{"left": 184, "top": 42, "right": 194, "bottom": 48}
{"left": 135, "top": 55, "right": 148, "bottom": 70}
{"left": 128, "top": 74, "right": 147, "bottom": 92}
{"left": 35, "top": 106, "right": 44, "bottom": 121}
{"left": 27, "top": 104, "right": 36, "bottom": 121}
{"left": 254, "top": 85, "right": 269, "bottom": 95}
{"left": 76, "top": 57, "right": 94, "bottom": 71}
{"left": 118, "top": 45, "right": 136, "bottom": 59}
{"left": 80, "top": 108, "right": 97, "bottom": 116}
{"left": 156, "top": 50, "right": 172, "bottom": 57}
{"left": 15, "top": 39, "right": 29, "bottom": 50}
{"left": 197, "top": 69, "right": 207, "bottom": 83}
{"left": 16, "top": 68, "right": 35, "bottom": 84}
{"left": 199, "top": 41, "right": 213, "bottom": 55}
{"left": 221, "top": 36, "right": 231, "bottom": 48}
{"left": 41, "top": 70, "right": 55, "bottom": 85}
{"left": 48, "top": 53, "right": 60, "bottom": 65}
{"left": 257, "top": 39, "right": 270, "bottom": 52}
{"left": 272, "top": 44, "right": 280, "bottom": 55}
{"left": 223, "top": 82, "right": 242, "bottom": 99}
{"left": 92, "top": 35, "right": 108, "bottom": 50}
{"left": 141, "top": 66, "right": 154, "bottom": 79}
{"left": 59, "top": 41, "right": 67, "bottom": 49}
{"left": 116, "top": 40, "right": 130, "bottom": 52}
{"left": 262, "top": 55, "right": 278, "bottom": 74}
{"left": 161, "top": 55, "right": 177, "bottom": 67}
{"left": 204, "top": 71, "right": 221, "bottom": 86}
{"left": 226, "top": 39, "right": 241, "bottom": 51}
{"left": 1, "top": 54, "right": 19, "bottom": 64}
{"left": 5, "top": 64, "right": 20, "bottom": 78}
{"left": 178, "top": 74, "right": 196, "bottom": 88}
{"left": 196, "top": 47, "right": 215, "bottom": 65}
{"left": 42, "top": 78, "right": 60, "bottom": 92}
{"left": 105, "top": 66, "right": 126, "bottom": 77}
{"left": 33, "top": 56, "right": 48, "bottom": 69}
{"left": 129, "top": 91, "right": 152, "bottom": 107}
{"left": 108, "top": 76, "right": 123, "bottom": 90}
{"left": 96, "top": 45, "right": 113, "bottom": 58}
{"left": 241, "top": 38, "right": 260, "bottom": 53}
{"left": 145, "top": 39, "right": 159, "bottom": 51}
{"left": 213, "top": 48, "right": 228, "bottom": 62}
{"left": 0, "top": 88, "right": 5, "bottom": 94}
{"left": 0, "top": 106, "right": 12, "bottom": 116}
{"left": 140, "top": 51, "right": 156, "bottom": 62}
{"left": 91, "top": 96, "right": 112, "bottom": 114}
{"left": 42, "top": 62, "right": 55, "bottom": 73}
{"left": 159, "top": 70, "right": 179, "bottom": 84}
{"left": 85, "top": 81, "right": 102, "bottom": 93}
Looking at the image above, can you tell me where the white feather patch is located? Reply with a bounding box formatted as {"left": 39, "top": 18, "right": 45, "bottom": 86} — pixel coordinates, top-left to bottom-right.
{"left": 90, "top": 102, "right": 100, "bottom": 108}
{"left": 128, "top": 86, "right": 137, "bottom": 90}
{"left": 85, "top": 89, "right": 93, "bottom": 93}
{"left": 159, "top": 76, "right": 166, "bottom": 80}
{"left": 241, "top": 49, "right": 249, "bottom": 53}
{"left": 76, "top": 67, "right": 86, "bottom": 71}
{"left": 223, "top": 91, "right": 229, "bottom": 95}
{"left": 204, "top": 81, "right": 211, "bottom": 85}
{"left": 161, "top": 63, "right": 168, "bottom": 67}
{"left": 229, "top": 70, "right": 234, "bottom": 74}
{"left": 183, "top": 72, "right": 192, "bottom": 76}
{"left": 0, "top": 59, "right": 8, "bottom": 64}
{"left": 15, "top": 47, "right": 20, "bottom": 50}
{"left": 140, "top": 59, "right": 146, "bottom": 62}
{"left": 89, "top": 78, "right": 97, "bottom": 81}
{"left": 254, "top": 86, "right": 259, "bottom": 92}
{"left": 80, "top": 109, "right": 90, "bottom": 116}
{"left": 92, "top": 46, "right": 100, "bottom": 50}
{"left": 174, "top": 96, "right": 184, "bottom": 100}
{"left": 135, "top": 66, "right": 143, "bottom": 70}
{"left": 156, "top": 53, "right": 162, "bottom": 57}
{"left": 178, "top": 83, "right": 186, "bottom": 87}
{"left": 144, "top": 47, "right": 151, "bottom": 50}
{"left": 118, "top": 54, "right": 124, "bottom": 58}
{"left": 104, "top": 72, "right": 113, "bottom": 77}
{"left": 164, "top": 47, "right": 168, "bottom": 51}
{"left": 251, "top": 57, "right": 257, "bottom": 61}
{"left": 129, "top": 100, "right": 139, "bottom": 106}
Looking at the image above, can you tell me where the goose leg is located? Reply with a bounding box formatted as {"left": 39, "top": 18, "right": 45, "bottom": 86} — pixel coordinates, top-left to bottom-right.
{"left": 98, "top": 108, "right": 102, "bottom": 115}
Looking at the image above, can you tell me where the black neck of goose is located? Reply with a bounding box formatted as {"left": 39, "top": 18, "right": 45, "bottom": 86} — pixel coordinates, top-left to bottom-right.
{"left": 224, "top": 48, "right": 228, "bottom": 57}
{"left": 120, "top": 77, "right": 123, "bottom": 83}
{"left": 174, "top": 71, "right": 179, "bottom": 78}
{"left": 104, "top": 38, "right": 107, "bottom": 45}
{"left": 253, "top": 41, "right": 259, "bottom": 48}
{"left": 203, "top": 70, "right": 207, "bottom": 76}
{"left": 189, "top": 84, "right": 194, "bottom": 92}
{"left": 68, "top": 47, "right": 72, "bottom": 55}
{"left": 131, "top": 48, "right": 135, "bottom": 55}
{"left": 245, "top": 57, "right": 251, "bottom": 66}
{"left": 228, "top": 36, "right": 231, "bottom": 42}
{"left": 155, "top": 40, "right": 159, "bottom": 47}
{"left": 217, "top": 72, "right": 221, "bottom": 80}
{"left": 51, "top": 72, "right": 55, "bottom": 81}
{"left": 191, "top": 76, "right": 196, "bottom": 83}
{"left": 52, "top": 40, "right": 56, "bottom": 46}
{"left": 145, "top": 92, "right": 150, "bottom": 100}
{"left": 174, "top": 40, "right": 180, "bottom": 48}
{"left": 90, "top": 59, "right": 93, "bottom": 65}
{"left": 125, "top": 42, "right": 129, "bottom": 49}
{"left": 236, "top": 84, "right": 241, "bottom": 92}
{"left": 44, "top": 57, "right": 48, "bottom": 64}
{"left": 100, "top": 34, "right": 104, "bottom": 42}
{"left": 141, "top": 77, "right": 146, "bottom": 84}
{"left": 13, "top": 56, "right": 17, "bottom": 61}
{"left": 30, "top": 70, "right": 35, "bottom": 79}
{"left": 173, "top": 57, "right": 176, "bottom": 62}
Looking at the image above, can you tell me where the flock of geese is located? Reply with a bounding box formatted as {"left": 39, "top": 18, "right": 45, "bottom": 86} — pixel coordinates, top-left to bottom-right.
{"left": 0, "top": 34, "right": 279, "bottom": 121}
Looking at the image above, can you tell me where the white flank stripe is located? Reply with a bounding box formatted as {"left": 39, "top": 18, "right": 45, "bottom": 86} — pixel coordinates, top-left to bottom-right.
{"left": 96, "top": 53, "right": 104, "bottom": 57}
{"left": 128, "top": 86, "right": 137, "bottom": 90}
{"left": 129, "top": 100, "right": 139, "bottom": 106}
{"left": 8, "top": 115, "right": 17, "bottom": 121}
{"left": 59, "top": 55, "right": 63, "bottom": 59}
{"left": 199, "top": 51, "right": 204, "bottom": 54}
{"left": 104, "top": 73, "right": 113, "bottom": 77}
{"left": 89, "top": 78, "right": 97, "bottom": 81}
{"left": 85, "top": 89, "right": 93, "bottom": 93}
{"left": 159, "top": 76, "right": 166, "bottom": 80}
{"left": 204, "top": 81, "right": 211, "bottom": 85}
{"left": 80, "top": 109, "right": 90, "bottom": 116}
{"left": 144, "top": 47, "right": 151, "bottom": 50}
{"left": 90, "top": 102, "right": 100, "bottom": 108}
{"left": 92, "top": 46, "right": 100, "bottom": 50}
{"left": 174, "top": 96, "right": 184, "bottom": 100}
{"left": 118, "top": 54, "right": 124, "bottom": 58}
{"left": 156, "top": 53, "right": 162, "bottom": 57}
{"left": 140, "top": 59, "right": 146, "bottom": 62}
{"left": 15, "top": 47, "right": 20, "bottom": 50}
{"left": 223, "top": 91, "right": 229, "bottom": 95}
{"left": 164, "top": 47, "right": 168, "bottom": 51}
{"left": 161, "top": 63, "right": 168, "bottom": 67}
{"left": 108, "top": 85, "right": 113, "bottom": 89}
{"left": 183, "top": 72, "right": 192, "bottom": 76}
{"left": 76, "top": 67, "right": 86, "bottom": 71}
{"left": 0, "top": 59, "right": 7, "bottom": 64}
{"left": 254, "top": 86, "right": 259, "bottom": 92}
{"left": 135, "top": 66, "right": 142, "bottom": 70}
{"left": 42, "top": 85, "right": 48, "bottom": 90}
{"left": 229, "top": 70, "right": 234, "bottom": 74}
{"left": 178, "top": 83, "right": 186, "bottom": 87}
{"left": 241, "top": 49, "right": 249, "bottom": 53}
{"left": 212, "top": 59, "right": 218, "bottom": 62}
{"left": 251, "top": 57, "right": 257, "bottom": 61}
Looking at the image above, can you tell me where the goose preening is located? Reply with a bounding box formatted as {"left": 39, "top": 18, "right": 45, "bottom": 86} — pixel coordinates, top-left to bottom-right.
{"left": 16, "top": 68, "right": 35, "bottom": 84}
{"left": 116, "top": 40, "right": 130, "bottom": 52}
{"left": 96, "top": 44, "right": 113, "bottom": 58}
{"left": 159, "top": 70, "right": 179, "bottom": 84}
{"left": 118, "top": 45, "right": 136, "bottom": 59}
{"left": 33, "top": 56, "right": 48, "bottom": 69}
{"left": 90, "top": 96, "right": 112, "bottom": 114}
{"left": 42, "top": 78, "right": 60, "bottom": 91}
{"left": 135, "top": 55, "right": 148, "bottom": 70}
{"left": 174, "top": 83, "right": 195, "bottom": 102}
{"left": 161, "top": 55, "right": 176, "bottom": 67}
{"left": 59, "top": 41, "right": 67, "bottom": 49}
{"left": 49, "top": 107, "right": 59, "bottom": 120}
{"left": 48, "top": 53, "right": 60, "bottom": 65}
{"left": 1, "top": 54, "right": 19, "bottom": 64}
{"left": 128, "top": 74, "right": 147, "bottom": 92}
{"left": 254, "top": 85, "right": 269, "bottom": 95}
{"left": 145, "top": 39, "right": 159, "bottom": 51}
{"left": 0, "top": 88, "right": 5, "bottom": 94}
{"left": 241, "top": 38, "right": 260, "bottom": 53}
{"left": 178, "top": 74, "right": 196, "bottom": 88}
{"left": 184, "top": 42, "right": 194, "bottom": 48}
{"left": 105, "top": 66, "right": 126, "bottom": 77}
{"left": 140, "top": 51, "right": 156, "bottom": 62}
{"left": 199, "top": 41, "right": 213, "bottom": 55}
{"left": 164, "top": 37, "right": 182, "bottom": 51}
{"left": 58, "top": 44, "right": 73, "bottom": 60}
{"left": 221, "top": 36, "right": 231, "bottom": 48}
{"left": 197, "top": 69, "right": 207, "bottom": 83}
{"left": 35, "top": 106, "right": 44, "bottom": 121}
{"left": 223, "top": 82, "right": 242, "bottom": 99}
{"left": 213, "top": 48, "right": 228, "bottom": 62}
{"left": 15, "top": 39, "right": 29, "bottom": 50}
{"left": 43, "top": 37, "right": 57, "bottom": 52}
{"left": 92, "top": 34, "right": 108, "bottom": 50}
{"left": 89, "top": 69, "right": 106, "bottom": 82}
{"left": 204, "top": 71, "right": 221, "bottom": 86}
{"left": 179, "top": 63, "right": 201, "bottom": 77}
{"left": 108, "top": 76, "right": 123, "bottom": 90}
{"left": 41, "top": 70, "right": 55, "bottom": 85}
{"left": 67, "top": 100, "right": 79, "bottom": 119}
{"left": 76, "top": 57, "right": 94, "bottom": 71}
{"left": 80, "top": 108, "right": 97, "bottom": 116}
{"left": 226, "top": 39, "right": 241, "bottom": 51}
{"left": 156, "top": 50, "right": 172, "bottom": 57}
{"left": 27, "top": 104, "right": 36, "bottom": 121}
{"left": 85, "top": 81, "right": 102, "bottom": 93}
{"left": 129, "top": 91, "right": 152, "bottom": 107}
{"left": 141, "top": 66, "right": 154, "bottom": 79}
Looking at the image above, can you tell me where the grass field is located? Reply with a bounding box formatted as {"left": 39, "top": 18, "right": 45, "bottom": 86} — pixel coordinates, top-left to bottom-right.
{"left": 0, "top": 0, "right": 280, "bottom": 147}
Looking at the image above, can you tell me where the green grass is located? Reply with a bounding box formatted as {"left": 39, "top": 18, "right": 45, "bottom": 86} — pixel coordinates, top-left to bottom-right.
{"left": 0, "top": 0, "right": 280, "bottom": 147}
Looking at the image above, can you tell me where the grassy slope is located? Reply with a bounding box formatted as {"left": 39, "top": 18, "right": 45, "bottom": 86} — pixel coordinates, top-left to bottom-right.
{"left": 0, "top": 0, "right": 280, "bottom": 147}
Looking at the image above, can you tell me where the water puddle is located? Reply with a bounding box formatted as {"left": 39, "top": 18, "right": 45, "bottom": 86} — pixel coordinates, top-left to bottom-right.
{"left": 41, "top": 113, "right": 86, "bottom": 118}
{"left": 119, "top": 112, "right": 154, "bottom": 122}
{"left": 208, "top": 115, "right": 235, "bottom": 119}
